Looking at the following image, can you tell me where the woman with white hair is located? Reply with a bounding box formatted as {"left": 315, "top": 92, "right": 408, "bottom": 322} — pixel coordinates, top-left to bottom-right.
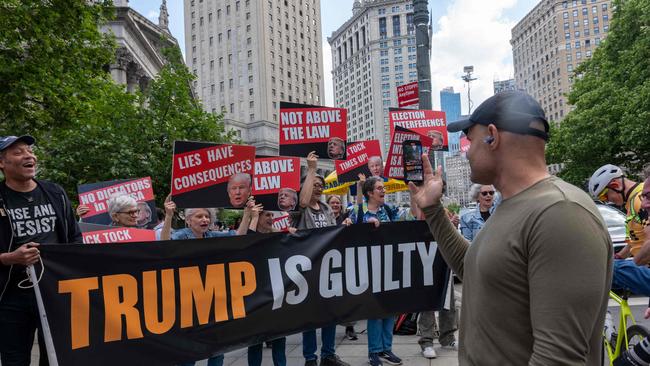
{"left": 459, "top": 184, "right": 498, "bottom": 242}
{"left": 107, "top": 194, "right": 139, "bottom": 227}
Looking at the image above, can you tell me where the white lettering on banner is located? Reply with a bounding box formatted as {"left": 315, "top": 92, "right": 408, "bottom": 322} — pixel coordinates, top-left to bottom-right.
{"left": 267, "top": 242, "right": 438, "bottom": 310}
{"left": 391, "top": 111, "right": 426, "bottom": 120}
{"left": 254, "top": 176, "right": 281, "bottom": 190}
{"left": 281, "top": 127, "right": 305, "bottom": 140}
{"left": 305, "top": 125, "right": 330, "bottom": 139}
{"left": 254, "top": 160, "right": 295, "bottom": 175}
{"left": 280, "top": 111, "right": 304, "bottom": 125}
{"left": 348, "top": 142, "right": 366, "bottom": 154}
{"left": 178, "top": 153, "right": 202, "bottom": 170}
{"left": 305, "top": 110, "right": 341, "bottom": 124}
{"left": 339, "top": 158, "right": 359, "bottom": 171}
{"left": 173, "top": 160, "right": 253, "bottom": 191}
{"left": 81, "top": 179, "right": 152, "bottom": 204}
{"left": 206, "top": 146, "right": 234, "bottom": 162}
{"left": 394, "top": 119, "right": 446, "bottom": 129}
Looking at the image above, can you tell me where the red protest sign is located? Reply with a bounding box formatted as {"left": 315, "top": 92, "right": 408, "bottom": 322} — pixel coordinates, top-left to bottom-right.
{"left": 397, "top": 82, "right": 419, "bottom": 108}
{"left": 80, "top": 223, "right": 157, "bottom": 244}
{"left": 389, "top": 109, "right": 449, "bottom": 151}
{"left": 460, "top": 134, "right": 471, "bottom": 155}
{"left": 335, "top": 140, "right": 383, "bottom": 183}
{"left": 272, "top": 211, "right": 292, "bottom": 232}
{"left": 384, "top": 126, "right": 433, "bottom": 180}
{"left": 252, "top": 157, "right": 301, "bottom": 211}
{"left": 279, "top": 102, "right": 348, "bottom": 160}
{"left": 78, "top": 178, "right": 156, "bottom": 226}
{"left": 171, "top": 141, "right": 255, "bottom": 209}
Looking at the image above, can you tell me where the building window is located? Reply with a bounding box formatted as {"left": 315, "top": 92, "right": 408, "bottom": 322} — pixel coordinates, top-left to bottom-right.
{"left": 379, "top": 17, "right": 387, "bottom": 39}
{"left": 392, "top": 15, "right": 401, "bottom": 37}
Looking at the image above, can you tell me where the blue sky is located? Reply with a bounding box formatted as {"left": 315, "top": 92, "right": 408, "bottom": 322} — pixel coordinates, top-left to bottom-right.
{"left": 129, "top": 0, "right": 538, "bottom": 111}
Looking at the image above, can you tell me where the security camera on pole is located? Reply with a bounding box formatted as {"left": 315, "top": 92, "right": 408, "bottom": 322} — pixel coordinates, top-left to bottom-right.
{"left": 413, "top": 0, "right": 444, "bottom": 174}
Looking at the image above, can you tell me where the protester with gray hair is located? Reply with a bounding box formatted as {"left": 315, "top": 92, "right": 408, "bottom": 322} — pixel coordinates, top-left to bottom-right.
{"left": 460, "top": 184, "right": 497, "bottom": 242}
{"left": 107, "top": 194, "right": 139, "bottom": 227}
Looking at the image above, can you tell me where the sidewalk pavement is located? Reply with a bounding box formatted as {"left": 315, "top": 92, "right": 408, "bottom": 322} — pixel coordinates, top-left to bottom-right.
{"left": 211, "top": 326, "right": 459, "bottom": 366}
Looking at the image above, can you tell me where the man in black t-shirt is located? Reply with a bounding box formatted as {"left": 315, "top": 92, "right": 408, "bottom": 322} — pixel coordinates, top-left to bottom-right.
{"left": 0, "top": 135, "right": 82, "bottom": 366}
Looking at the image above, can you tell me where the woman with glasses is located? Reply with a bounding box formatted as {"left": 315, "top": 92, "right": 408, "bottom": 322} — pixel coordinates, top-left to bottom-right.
{"left": 349, "top": 175, "right": 402, "bottom": 366}
{"left": 459, "top": 184, "right": 498, "bottom": 242}
{"left": 107, "top": 194, "right": 140, "bottom": 227}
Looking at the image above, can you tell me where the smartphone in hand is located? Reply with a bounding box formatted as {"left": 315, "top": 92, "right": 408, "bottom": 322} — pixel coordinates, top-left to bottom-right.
{"left": 402, "top": 140, "right": 424, "bottom": 185}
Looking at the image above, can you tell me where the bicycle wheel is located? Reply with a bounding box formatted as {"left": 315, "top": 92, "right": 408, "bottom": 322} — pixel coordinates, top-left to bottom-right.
{"left": 626, "top": 324, "right": 650, "bottom": 349}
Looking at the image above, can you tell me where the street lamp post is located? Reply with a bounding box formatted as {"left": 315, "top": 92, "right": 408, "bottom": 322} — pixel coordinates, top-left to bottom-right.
{"left": 413, "top": 0, "right": 444, "bottom": 173}
{"left": 462, "top": 65, "right": 477, "bottom": 115}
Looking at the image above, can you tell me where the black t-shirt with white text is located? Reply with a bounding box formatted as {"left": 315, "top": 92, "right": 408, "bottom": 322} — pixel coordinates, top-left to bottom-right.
{"left": 4, "top": 185, "right": 58, "bottom": 289}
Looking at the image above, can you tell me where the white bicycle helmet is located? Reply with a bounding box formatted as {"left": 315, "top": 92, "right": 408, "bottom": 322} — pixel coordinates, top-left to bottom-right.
{"left": 589, "top": 164, "right": 623, "bottom": 198}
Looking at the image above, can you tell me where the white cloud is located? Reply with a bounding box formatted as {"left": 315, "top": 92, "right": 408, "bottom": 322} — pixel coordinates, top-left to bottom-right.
{"left": 429, "top": 0, "right": 518, "bottom": 113}
{"left": 322, "top": 38, "right": 334, "bottom": 106}
{"left": 146, "top": 10, "right": 160, "bottom": 21}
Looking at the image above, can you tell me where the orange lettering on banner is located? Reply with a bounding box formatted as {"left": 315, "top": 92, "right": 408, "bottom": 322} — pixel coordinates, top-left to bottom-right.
{"left": 143, "top": 269, "right": 176, "bottom": 335}
{"left": 179, "top": 265, "right": 228, "bottom": 328}
{"left": 59, "top": 277, "right": 99, "bottom": 350}
{"left": 103, "top": 274, "right": 144, "bottom": 342}
{"left": 229, "top": 262, "right": 257, "bottom": 319}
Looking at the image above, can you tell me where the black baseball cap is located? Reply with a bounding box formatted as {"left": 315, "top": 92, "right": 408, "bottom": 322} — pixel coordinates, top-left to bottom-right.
{"left": 447, "top": 91, "right": 549, "bottom": 141}
{"left": 0, "top": 135, "right": 36, "bottom": 152}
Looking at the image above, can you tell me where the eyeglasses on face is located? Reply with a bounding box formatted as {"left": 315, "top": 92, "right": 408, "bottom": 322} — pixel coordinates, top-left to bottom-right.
{"left": 118, "top": 209, "right": 140, "bottom": 216}
{"left": 598, "top": 188, "right": 609, "bottom": 202}
{"left": 480, "top": 191, "right": 495, "bottom": 197}
{"left": 375, "top": 186, "right": 385, "bottom": 192}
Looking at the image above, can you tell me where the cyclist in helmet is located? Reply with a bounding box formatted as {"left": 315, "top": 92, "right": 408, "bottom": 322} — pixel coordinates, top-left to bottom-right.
{"left": 590, "top": 164, "right": 650, "bottom": 295}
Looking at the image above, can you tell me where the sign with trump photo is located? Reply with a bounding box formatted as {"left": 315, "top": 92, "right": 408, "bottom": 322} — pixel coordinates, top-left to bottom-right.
{"left": 252, "top": 156, "right": 301, "bottom": 211}
{"left": 279, "top": 102, "right": 348, "bottom": 160}
{"left": 335, "top": 140, "right": 383, "bottom": 184}
{"left": 171, "top": 141, "right": 256, "bottom": 209}
{"left": 389, "top": 109, "right": 449, "bottom": 151}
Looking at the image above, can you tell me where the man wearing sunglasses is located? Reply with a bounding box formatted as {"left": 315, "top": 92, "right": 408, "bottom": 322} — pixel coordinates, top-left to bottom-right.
{"left": 0, "top": 135, "right": 82, "bottom": 365}
{"left": 459, "top": 184, "right": 497, "bottom": 242}
{"left": 590, "top": 164, "right": 650, "bottom": 297}
{"left": 408, "top": 91, "right": 611, "bottom": 365}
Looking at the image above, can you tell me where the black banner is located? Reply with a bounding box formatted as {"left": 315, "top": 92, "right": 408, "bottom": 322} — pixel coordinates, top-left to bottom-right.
{"left": 38, "top": 221, "right": 448, "bottom": 365}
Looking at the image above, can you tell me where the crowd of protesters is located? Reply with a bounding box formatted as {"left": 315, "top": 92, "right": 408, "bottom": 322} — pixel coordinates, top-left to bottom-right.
{"left": 1, "top": 91, "right": 648, "bottom": 366}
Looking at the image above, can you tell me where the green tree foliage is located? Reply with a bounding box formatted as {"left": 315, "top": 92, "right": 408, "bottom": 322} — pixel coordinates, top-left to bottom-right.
{"left": 0, "top": 1, "right": 235, "bottom": 205}
{"left": 546, "top": 0, "right": 650, "bottom": 186}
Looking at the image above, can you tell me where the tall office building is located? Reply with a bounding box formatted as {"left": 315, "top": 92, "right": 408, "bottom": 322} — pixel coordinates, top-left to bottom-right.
{"left": 493, "top": 78, "right": 516, "bottom": 94}
{"left": 511, "top": 0, "right": 612, "bottom": 123}
{"left": 445, "top": 153, "right": 472, "bottom": 206}
{"left": 440, "top": 87, "right": 461, "bottom": 152}
{"left": 184, "top": 0, "right": 325, "bottom": 155}
{"left": 328, "top": 0, "right": 418, "bottom": 154}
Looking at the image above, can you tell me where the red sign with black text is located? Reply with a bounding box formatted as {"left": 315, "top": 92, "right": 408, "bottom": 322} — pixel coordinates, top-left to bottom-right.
{"left": 279, "top": 102, "right": 348, "bottom": 160}
{"left": 384, "top": 126, "right": 433, "bottom": 180}
{"left": 335, "top": 140, "right": 383, "bottom": 183}
{"left": 389, "top": 109, "right": 449, "bottom": 151}
{"left": 252, "top": 157, "right": 301, "bottom": 211}
{"left": 79, "top": 223, "right": 157, "bottom": 244}
{"left": 77, "top": 178, "right": 156, "bottom": 227}
{"left": 397, "top": 82, "right": 419, "bottom": 108}
{"left": 171, "top": 141, "right": 255, "bottom": 209}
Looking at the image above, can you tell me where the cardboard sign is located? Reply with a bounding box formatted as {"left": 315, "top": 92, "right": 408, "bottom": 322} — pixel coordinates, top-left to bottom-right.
{"left": 335, "top": 140, "right": 383, "bottom": 183}
{"left": 252, "top": 157, "right": 301, "bottom": 211}
{"left": 397, "top": 82, "right": 419, "bottom": 108}
{"left": 389, "top": 109, "right": 449, "bottom": 151}
{"left": 279, "top": 102, "right": 348, "bottom": 160}
{"left": 171, "top": 141, "right": 255, "bottom": 209}
{"left": 272, "top": 211, "right": 292, "bottom": 232}
{"left": 79, "top": 223, "right": 156, "bottom": 244}
{"left": 78, "top": 178, "right": 156, "bottom": 227}
{"left": 384, "top": 126, "right": 433, "bottom": 180}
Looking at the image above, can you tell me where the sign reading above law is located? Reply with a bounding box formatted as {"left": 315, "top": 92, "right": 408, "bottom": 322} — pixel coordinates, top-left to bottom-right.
{"left": 397, "top": 82, "right": 419, "bottom": 108}
{"left": 389, "top": 109, "right": 449, "bottom": 151}
{"left": 252, "top": 156, "right": 301, "bottom": 211}
{"left": 171, "top": 141, "right": 255, "bottom": 209}
{"left": 279, "top": 102, "right": 348, "bottom": 160}
{"left": 335, "top": 140, "right": 383, "bottom": 183}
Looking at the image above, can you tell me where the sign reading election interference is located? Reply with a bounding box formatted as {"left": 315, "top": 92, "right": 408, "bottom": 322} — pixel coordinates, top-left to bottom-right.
{"left": 171, "top": 141, "right": 255, "bottom": 209}
{"left": 389, "top": 109, "right": 449, "bottom": 151}
{"left": 279, "top": 102, "right": 348, "bottom": 160}
{"left": 384, "top": 126, "right": 433, "bottom": 180}
{"left": 78, "top": 178, "right": 156, "bottom": 227}
{"left": 252, "top": 156, "right": 301, "bottom": 211}
{"left": 335, "top": 140, "right": 383, "bottom": 183}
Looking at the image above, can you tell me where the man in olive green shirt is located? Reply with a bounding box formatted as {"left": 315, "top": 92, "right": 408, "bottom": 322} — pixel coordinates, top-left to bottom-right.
{"left": 409, "top": 91, "right": 612, "bottom": 365}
